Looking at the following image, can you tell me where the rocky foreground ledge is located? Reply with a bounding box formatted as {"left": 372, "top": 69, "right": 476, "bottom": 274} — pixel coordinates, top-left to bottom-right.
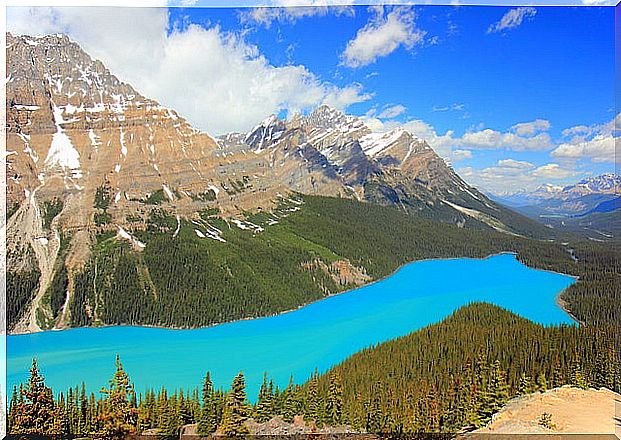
{"left": 468, "top": 386, "right": 620, "bottom": 436}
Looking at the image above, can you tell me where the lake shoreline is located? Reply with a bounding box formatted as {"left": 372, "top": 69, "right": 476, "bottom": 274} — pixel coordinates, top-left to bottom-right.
{"left": 8, "top": 252, "right": 577, "bottom": 397}
{"left": 9, "top": 251, "right": 577, "bottom": 337}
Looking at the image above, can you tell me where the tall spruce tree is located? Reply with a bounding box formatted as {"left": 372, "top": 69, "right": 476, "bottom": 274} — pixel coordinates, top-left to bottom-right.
{"left": 97, "top": 355, "right": 138, "bottom": 438}
{"left": 8, "top": 385, "right": 18, "bottom": 431}
{"left": 305, "top": 370, "right": 323, "bottom": 426}
{"left": 197, "top": 372, "right": 218, "bottom": 435}
{"left": 221, "top": 372, "right": 250, "bottom": 437}
{"left": 571, "top": 359, "right": 589, "bottom": 389}
{"left": 10, "top": 359, "right": 61, "bottom": 435}
{"left": 518, "top": 373, "right": 533, "bottom": 395}
{"left": 254, "top": 373, "right": 275, "bottom": 423}
{"left": 325, "top": 371, "right": 343, "bottom": 426}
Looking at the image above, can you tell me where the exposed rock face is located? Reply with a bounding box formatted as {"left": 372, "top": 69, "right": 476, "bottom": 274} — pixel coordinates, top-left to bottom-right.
{"left": 5, "top": 32, "right": 525, "bottom": 333}
{"left": 302, "top": 258, "right": 371, "bottom": 289}
{"left": 6, "top": 33, "right": 229, "bottom": 332}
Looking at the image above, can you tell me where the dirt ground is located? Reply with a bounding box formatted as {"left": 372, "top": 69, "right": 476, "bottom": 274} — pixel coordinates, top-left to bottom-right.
{"left": 470, "top": 385, "right": 620, "bottom": 437}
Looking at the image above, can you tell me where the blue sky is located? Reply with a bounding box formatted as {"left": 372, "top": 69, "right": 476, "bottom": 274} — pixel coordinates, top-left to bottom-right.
{"left": 8, "top": 4, "right": 618, "bottom": 193}
{"left": 169, "top": 5, "right": 616, "bottom": 192}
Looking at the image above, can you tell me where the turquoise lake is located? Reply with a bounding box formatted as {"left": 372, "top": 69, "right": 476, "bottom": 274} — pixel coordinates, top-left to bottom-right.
{"left": 7, "top": 253, "right": 576, "bottom": 399}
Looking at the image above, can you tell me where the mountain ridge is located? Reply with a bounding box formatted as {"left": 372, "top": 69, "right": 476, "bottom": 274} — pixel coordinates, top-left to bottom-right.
{"left": 5, "top": 32, "right": 554, "bottom": 333}
{"left": 492, "top": 173, "right": 620, "bottom": 208}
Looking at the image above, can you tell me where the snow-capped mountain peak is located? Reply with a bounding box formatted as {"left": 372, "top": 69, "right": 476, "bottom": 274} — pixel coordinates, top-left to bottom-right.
{"left": 570, "top": 173, "right": 620, "bottom": 194}
{"left": 244, "top": 114, "right": 287, "bottom": 152}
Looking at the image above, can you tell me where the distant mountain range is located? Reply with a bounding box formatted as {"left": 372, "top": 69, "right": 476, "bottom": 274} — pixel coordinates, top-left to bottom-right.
{"left": 491, "top": 173, "right": 620, "bottom": 240}
{"left": 493, "top": 173, "right": 619, "bottom": 209}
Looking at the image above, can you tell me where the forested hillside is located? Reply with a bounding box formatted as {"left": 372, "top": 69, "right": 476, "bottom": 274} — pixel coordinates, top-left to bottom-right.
{"left": 312, "top": 302, "right": 619, "bottom": 433}
{"left": 63, "top": 195, "right": 620, "bottom": 330}
{"left": 8, "top": 304, "right": 618, "bottom": 438}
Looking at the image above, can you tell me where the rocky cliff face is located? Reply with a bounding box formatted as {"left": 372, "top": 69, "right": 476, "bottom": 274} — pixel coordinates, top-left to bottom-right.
{"left": 5, "top": 33, "right": 528, "bottom": 333}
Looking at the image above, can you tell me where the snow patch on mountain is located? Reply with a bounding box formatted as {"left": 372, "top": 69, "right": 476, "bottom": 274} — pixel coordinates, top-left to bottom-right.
{"left": 359, "top": 129, "right": 406, "bottom": 157}
{"left": 44, "top": 104, "right": 81, "bottom": 174}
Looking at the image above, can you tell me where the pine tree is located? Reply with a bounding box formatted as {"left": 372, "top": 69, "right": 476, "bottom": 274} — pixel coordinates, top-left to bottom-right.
{"left": 97, "top": 355, "right": 138, "bottom": 438}
{"left": 10, "top": 359, "right": 61, "bottom": 435}
{"left": 138, "top": 389, "right": 157, "bottom": 431}
{"left": 364, "top": 382, "right": 385, "bottom": 434}
{"left": 571, "top": 359, "right": 589, "bottom": 389}
{"left": 158, "top": 391, "right": 180, "bottom": 440}
{"left": 325, "top": 371, "right": 343, "bottom": 426}
{"left": 190, "top": 388, "right": 201, "bottom": 422}
{"left": 87, "top": 392, "right": 97, "bottom": 433}
{"left": 178, "top": 390, "right": 193, "bottom": 425}
{"left": 551, "top": 359, "right": 564, "bottom": 388}
{"left": 518, "top": 372, "right": 533, "bottom": 395}
{"left": 79, "top": 382, "right": 88, "bottom": 434}
{"left": 535, "top": 371, "right": 548, "bottom": 392}
{"left": 254, "top": 373, "right": 274, "bottom": 423}
{"left": 8, "top": 385, "right": 18, "bottom": 432}
{"left": 281, "top": 376, "right": 298, "bottom": 423}
{"left": 57, "top": 392, "right": 70, "bottom": 436}
{"left": 197, "top": 372, "right": 218, "bottom": 435}
{"left": 221, "top": 372, "right": 250, "bottom": 437}
{"left": 488, "top": 360, "right": 510, "bottom": 412}
{"left": 305, "top": 370, "right": 323, "bottom": 426}
{"left": 476, "top": 360, "right": 509, "bottom": 424}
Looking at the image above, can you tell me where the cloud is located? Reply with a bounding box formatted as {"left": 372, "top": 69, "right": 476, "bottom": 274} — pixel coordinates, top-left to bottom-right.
{"left": 341, "top": 6, "right": 425, "bottom": 68}
{"left": 511, "top": 119, "right": 550, "bottom": 136}
{"left": 551, "top": 115, "right": 619, "bottom": 163}
{"left": 497, "top": 159, "right": 534, "bottom": 169}
{"left": 487, "top": 7, "right": 537, "bottom": 34}
{"left": 530, "top": 163, "right": 576, "bottom": 179}
{"left": 240, "top": 3, "right": 354, "bottom": 28}
{"left": 432, "top": 103, "right": 465, "bottom": 112}
{"left": 456, "top": 160, "right": 578, "bottom": 195}
{"left": 551, "top": 135, "right": 617, "bottom": 163}
{"left": 399, "top": 119, "right": 457, "bottom": 158}
{"left": 7, "top": 6, "right": 370, "bottom": 135}
{"left": 460, "top": 129, "right": 552, "bottom": 151}
{"left": 362, "top": 115, "right": 556, "bottom": 160}
{"left": 377, "top": 104, "right": 406, "bottom": 119}
{"left": 451, "top": 149, "right": 473, "bottom": 161}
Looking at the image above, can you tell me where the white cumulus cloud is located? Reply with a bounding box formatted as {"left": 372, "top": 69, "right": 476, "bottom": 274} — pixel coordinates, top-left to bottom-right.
{"left": 461, "top": 129, "right": 552, "bottom": 151}
{"left": 457, "top": 161, "right": 577, "bottom": 195}
{"left": 511, "top": 119, "right": 550, "bottom": 136}
{"left": 451, "top": 149, "right": 473, "bottom": 161}
{"left": 341, "top": 6, "right": 425, "bottom": 68}
{"left": 551, "top": 115, "right": 619, "bottom": 163}
{"left": 240, "top": 3, "right": 354, "bottom": 28}
{"left": 530, "top": 163, "right": 576, "bottom": 179}
{"left": 487, "top": 7, "right": 537, "bottom": 34}
{"left": 552, "top": 135, "right": 617, "bottom": 163}
{"left": 7, "top": 6, "right": 370, "bottom": 135}
{"left": 377, "top": 104, "right": 407, "bottom": 119}
{"left": 497, "top": 159, "right": 534, "bottom": 169}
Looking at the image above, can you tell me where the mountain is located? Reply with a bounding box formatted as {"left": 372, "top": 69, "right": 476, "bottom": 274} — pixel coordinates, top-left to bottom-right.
{"left": 5, "top": 33, "right": 551, "bottom": 333}
{"left": 491, "top": 174, "right": 620, "bottom": 240}
{"left": 564, "top": 173, "right": 620, "bottom": 196}
{"left": 494, "top": 174, "right": 620, "bottom": 213}
{"left": 493, "top": 184, "right": 564, "bottom": 207}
